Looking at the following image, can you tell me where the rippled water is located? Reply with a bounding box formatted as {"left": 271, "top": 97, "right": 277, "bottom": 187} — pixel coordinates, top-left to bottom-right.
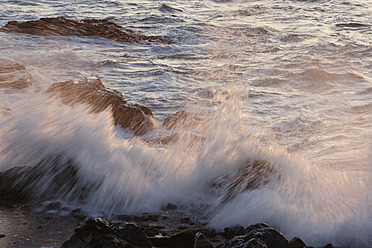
{"left": 0, "top": 0, "right": 371, "bottom": 247}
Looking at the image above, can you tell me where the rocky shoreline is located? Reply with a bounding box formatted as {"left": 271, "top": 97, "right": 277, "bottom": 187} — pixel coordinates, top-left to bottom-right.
{"left": 0, "top": 200, "right": 335, "bottom": 248}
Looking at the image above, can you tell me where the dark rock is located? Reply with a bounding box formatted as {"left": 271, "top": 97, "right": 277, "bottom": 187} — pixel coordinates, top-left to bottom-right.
{"left": 221, "top": 236, "right": 267, "bottom": 248}
{"left": 47, "top": 78, "right": 155, "bottom": 135}
{"left": 149, "top": 230, "right": 197, "bottom": 248}
{"left": 178, "top": 226, "right": 189, "bottom": 230}
{"left": 218, "top": 223, "right": 290, "bottom": 248}
{"left": 224, "top": 225, "right": 246, "bottom": 240}
{"left": 336, "top": 23, "right": 369, "bottom": 28}
{"left": 245, "top": 223, "right": 289, "bottom": 248}
{"left": 289, "top": 237, "right": 306, "bottom": 248}
{"left": 0, "top": 58, "right": 34, "bottom": 89}
{"left": 200, "top": 228, "right": 217, "bottom": 239}
{"left": 161, "top": 203, "right": 178, "bottom": 211}
{"left": 151, "top": 225, "right": 166, "bottom": 230}
{"left": 194, "top": 232, "right": 213, "bottom": 248}
{"left": 133, "top": 214, "right": 161, "bottom": 222}
{"left": 44, "top": 201, "right": 63, "bottom": 211}
{"left": 322, "top": 245, "right": 333, "bottom": 248}
{"left": 159, "top": 4, "right": 183, "bottom": 13}
{"left": 115, "top": 215, "right": 134, "bottom": 222}
{"left": 0, "top": 154, "right": 101, "bottom": 205}
{"left": 0, "top": 234, "right": 5, "bottom": 238}
{"left": 0, "top": 17, "right": 163, "bottom": 44}
{"left": 62, "top": 217, "right": 129, "bottom": 248}
{"left": 113, "top": 222, "right": 152, "bottom": 247}
{"left": 181, "top": 217, "right": 195, "bottom": 225}
{"left": 143, "top": 226, "right": 161, "bottom": 237}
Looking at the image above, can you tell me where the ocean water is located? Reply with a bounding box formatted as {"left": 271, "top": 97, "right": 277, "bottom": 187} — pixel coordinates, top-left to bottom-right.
{"left": 0, "top": 0, "right": 371, "bottom": 247}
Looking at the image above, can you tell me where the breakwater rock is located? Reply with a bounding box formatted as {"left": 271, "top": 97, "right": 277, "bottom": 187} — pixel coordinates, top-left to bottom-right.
{"left": 0, "top": 17, "right": 164, "bottom": 44}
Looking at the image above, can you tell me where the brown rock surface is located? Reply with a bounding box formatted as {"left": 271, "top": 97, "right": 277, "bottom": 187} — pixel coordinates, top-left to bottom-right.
{"left": 47, "top": 78, "right": 156, "bottom": 135}
{"left": 162, "top": 110, "right": 203, "bottom": 130}
{"left": 0, "top": 17, "right": 163, "bottom": 44}
{"left": 0, "top": 58, "right": 34, "bottom": 89}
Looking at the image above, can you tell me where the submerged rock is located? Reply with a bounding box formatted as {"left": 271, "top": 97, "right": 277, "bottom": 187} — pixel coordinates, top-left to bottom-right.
{"left": 47, "top": 78, "right": 156, "bottom": 135}
{"left": 0, "top": 17, "right": 163, "bottom": 44}
{"left": 0, "top": 58, "right": 34, "bottom": 89}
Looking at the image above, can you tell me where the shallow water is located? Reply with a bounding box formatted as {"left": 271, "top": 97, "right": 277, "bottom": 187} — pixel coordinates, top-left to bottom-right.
{"left": 0, "top": 0, "right": 371, "bottom": 247}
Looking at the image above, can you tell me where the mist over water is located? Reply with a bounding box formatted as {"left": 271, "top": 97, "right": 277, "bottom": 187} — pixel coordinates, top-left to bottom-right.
{"left": 0, "top": 0, "right": 371, "bottom": 247}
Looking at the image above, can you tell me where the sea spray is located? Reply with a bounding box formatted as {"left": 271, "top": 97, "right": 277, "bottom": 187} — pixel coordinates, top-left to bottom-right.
{"left": 209, "top": 144, "right": 372, "bottom": 247}
{"left": 0, "top": 79, "right": 371, "bottom": 247}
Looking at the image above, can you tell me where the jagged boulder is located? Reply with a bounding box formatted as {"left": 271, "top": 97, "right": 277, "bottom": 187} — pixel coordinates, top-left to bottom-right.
{"left": 46, "top": 78, "right": 156, "bottom": 135}
{"left": 0, "top": 58, "right": 34, "bottom": 89}
{"left": 0, "top": 17, "right": 163, "bottom": 44}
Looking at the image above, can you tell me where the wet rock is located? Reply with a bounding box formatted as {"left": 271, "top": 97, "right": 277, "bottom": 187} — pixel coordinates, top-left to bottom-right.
{"left": 0, "top": 17, "right": 163, "bottom": 44}
{"left": 221, "top": 236, "right": 267, "bottom": 248}
{"left": 200, "top": 228, "right": 217, "bottom": 239}
{"left": 219, "top": 223, "right": 290, "bottom": 248}
{"left": 47, "top": 78, "right": 155, "bottom": 135}
{"left": 161, "top": 203, "right": 178, "bottom": 211}
{"left": 149, "top": 230, "right": 197, "bottom": 248}
{"left": 132, "top": 214, "right": 161, "bottom": 222}
{"left": 289, "top": 237, "right": 306, "bottom": 248}
{"left": 194, "top": 232, "right": 213, "bottom": 248}
{"left": 245, "top": 223, "right": 289, "bottom": 248}
{"left": 0, "top": 154, "right": 100, "bottom": 205}
{"left": 70, "top": 209, "right": 88, "bottom": 221}
{"left": 159, "top": 4, "right": 183, "bottom": 13}
{"left": 44, "top": 201, "right": 63, "bottom": 211}
{"left": 113, "top": 222, "right": 152, "bottom": 247}
{"left": 213, "top": 160, "right": 278, "bottom": 204}
{"left": 224, "top": 225, "right": 246, "bottom": 240}
{"left": 143, "top": 226, "right": 162, "bottom": 237}
{"left": 163, "top": 110, "right": 202, "bottom": 130}
{"left": 62, "top": 218, "right": 128, "bottom": 248}
{"left": 0, "top": 166, "right": 34, "bottom": 204}
{"left": 0, "top": 58, "right": 34, "bottom": 89}
{"left": 336, "top": 23, "right": 369, "bottom": 28}
{"left": 180, "top": 217, "right": 195, "bottom": 225}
